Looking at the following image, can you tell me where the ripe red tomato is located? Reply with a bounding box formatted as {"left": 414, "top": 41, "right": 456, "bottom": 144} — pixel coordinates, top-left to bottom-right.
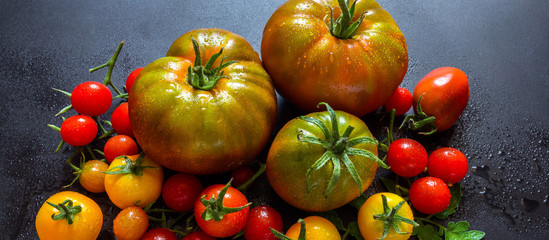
{"left": 244, "top": 206, "right": 283, "bottom": 240}
{"left": 409, "top": 177, "right": 451, "bottom": 214}
{"left": 103, "top": 135, "right": 139, "bottom": 163}
{"left": 386, "top": 139, "right": 428, "bottom": 177}
{"left": 70, "top": 81, "right": 112, "bottom": 116}
{"left": 60, "top": 115, "right": 97, "bottom": 146}
{"left": 182, "top": 231, "right": 216, "bottom": 240}
{"left": 428, "top": 147, "right": 469, "bottom": 184}
{"left": 384, "top": 87, "right": 413, "bottom": 116}
{"left": 141, "top": 228, "right": 178, "bottom": 240}
{"left": 162, "top": 173, "right": 203, "bottom": 212}
{"left": 126, "top": 67, "right": 143, "bottom": 94}
{"left": 231, "top": 166, "right": 255, "bottom": 188}
{"left": 194, "top": 183, "right": 250, "bottom": 238}
{"left": 111, "top": 102, "right": 134, "bottom": 138}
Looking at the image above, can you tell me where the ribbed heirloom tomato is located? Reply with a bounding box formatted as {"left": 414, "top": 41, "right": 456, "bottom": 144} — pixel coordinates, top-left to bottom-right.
{"left": 261, "top": 0, "right": 408, "bottom": 116}
{"left": 129, "top": 28, "right": 277, "bottom": 175}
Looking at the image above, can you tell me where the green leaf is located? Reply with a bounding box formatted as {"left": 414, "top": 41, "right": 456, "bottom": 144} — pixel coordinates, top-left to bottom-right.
{"left": 347, "top": 221, "right": 365, "bottom": 240}
{"left": 444, "top": 221, "right": 486, "bottom": 240}
{"left": 415, "top": 225, "right": 443, "bottom": 240}
{"left": 349, "top": 194, "right": 369, "bottom": 210}
{"left": 435, "top": 183, "right": 461, "bottom": 219}
{"left": 379, "top": 176, "right": 396, "bottom": 193}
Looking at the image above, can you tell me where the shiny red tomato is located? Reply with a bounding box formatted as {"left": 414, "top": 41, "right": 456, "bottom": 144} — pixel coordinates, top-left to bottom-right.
{"left": 60, "top": 115, "right": 97, "bottom": 146}
{"left": 244, "top": 206, "right": 283, "bottom": 240}
{"left": 141, "top": 228, "right": 178, "bottom": 240}
{"left": 384, "top": 87, "right": 413, "bottom": 116}
{"left": 111, "top": 103, "right": 134, "bottom": 138}
{"left": 71, "top": 81, "right": 112, "bottom": 116}
{"left": 162, "top": 173, "right": 203, "bottom": 212}
{"left": 126, "top": 67, "right": 143, "bottom": 94}
{"left": 182, "top": 231, "right": 216, "bottom": 240}
{"left": 409, "top": 176, "right": 451, "bottom": 214}
{"left": 386, "top": 138, "right": 428, "bottom": 177}
{"left": 428, "top": 147, "right": 469, "bottom": 184}
{"left": 103, "top": 135, "right": 139, "bottom": 163}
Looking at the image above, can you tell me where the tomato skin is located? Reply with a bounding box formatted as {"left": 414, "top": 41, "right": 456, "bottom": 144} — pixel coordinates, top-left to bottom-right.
{"left": 285, "top": 216, "right": 341, "bottom": 240}
{"left": 194, "top": 183, "right": 250, "bottom": 238}
{"left": 113, "top": 206, "right": 149, "bottom": 240}
{"left": 182, "top": 231, "right": 217, "bottom": 240}
{"left": 413, "top": 67, "right": 469, "bottom": 131}
{"left": 60, "top": 115, "right": 97, "bottom": 146}
{"left": 261, "top": 0, "right": 407, "bottom": 117}
{"left": 386, "top": 138, "right": 428, "bottom": 177}
{"left": 71, "top": 81, "right": 112, "bottom": 116}
{"left": 231, "top": 166, "right": 255, "bottom": 188}
{"left": 126, "top": 67, "right": 143, "bottom": 94}
{"left": 428, "top": 147, "right": 469, "bottom": 184}
{"left": 243, "top": 206, "right": 283, "bottom": 240}
{"left": 409, "top": 177, "right": 451, "bottom": 214}
{"left": 141, "top": 228, "right": 178, "bottom": 240}
{"left": 111, "top": 102, "right": 134, "bottom": 138}
{"left": 129, "top": 28, "right": 277, "bottom": 175}
{"left": 162, "top": 173, "right": 203, "bottom": 212}
{"left": 104, "top": 154, "right": 164, "bottom": 209}
{"left": 79, "top": 160, "right": 108, "bottom": 193}
{"left": 103, "top": 135, "right": 139, "bottom": 163}
{"left": 35, "top": 191, "right": 103, "bottom": 240}
{"left": 267, "top": 110, "right": 378, "bottom": 212}
{"left": 384, "top": 87, "right": 413, "bottom": 116}
{"left": 358, "top": 192, "right": 414, "bottom": 240}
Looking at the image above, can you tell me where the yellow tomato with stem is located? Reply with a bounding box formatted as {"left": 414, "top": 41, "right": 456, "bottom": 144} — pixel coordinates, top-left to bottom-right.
{"left": 285, "top": 216, "right": 341, "bottom": 240}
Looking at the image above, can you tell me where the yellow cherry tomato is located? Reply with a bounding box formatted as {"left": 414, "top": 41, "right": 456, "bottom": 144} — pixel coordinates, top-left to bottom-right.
{"left": 286, "top": 216, "right": 341, "bottom": 240}
{"left": 79, "top": 160, "right": 109, "bottom": 193}
{"left": 104, "top": 153, "right": 164, "bottom": 209}
{"left": 358, "top": 192, "right": 415, "bottom": 240}
{"left": 35, "top": 191, "right": 103, "bottom": 240}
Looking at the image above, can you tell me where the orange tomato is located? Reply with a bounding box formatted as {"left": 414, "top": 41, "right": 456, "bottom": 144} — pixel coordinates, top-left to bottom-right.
{"left": 285, "top": 216, "right": 341, "bottom": 240}
{"left": 113, "top": 206, "right": 149, "bottom": 240}
{"left": 79, "top": 160, "right": 108, "bottom": 193}
{"left": 35, "top": 191, "right": 103, "bottom": 240}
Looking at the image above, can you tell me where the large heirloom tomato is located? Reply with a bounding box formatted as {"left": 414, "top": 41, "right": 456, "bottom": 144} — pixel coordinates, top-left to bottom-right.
{"left": 267, "top": 103, "right": 385, "bottom": 212}
{"left": 129, "top": 28, "right": 277, "bottom": 175}
{"left": 261, "top": 0, "right": 408, "bottom": 117}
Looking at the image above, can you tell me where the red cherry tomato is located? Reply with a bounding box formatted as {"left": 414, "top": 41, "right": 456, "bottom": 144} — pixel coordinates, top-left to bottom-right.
{"left": 141, "top": 228, "right": 178, "bottom": 240}
{"left": 231, "top": 166, "right": 255, "bottom": 188}
{"left": 194, "top": 183, "right": 250, "bottom": 238}
{"left": 428, "top": 147, "right": 469, "bottom": 184}
{"left": 126, "top": 67, "right": 144, "bottom": 94}
{"left": 71, "top": 81, "right": 112, "bottom": 116}
{"left": 111, "top": 102, "right": 134, "bottom": 138}
{"left": 386, "top": 139, "right": 428, "bottom": 177}
{"left": 409, "top": 177, "right": 451, "bottom": 214}
{"left": 244, "top": 206, "right": 283, "bottom": 240}
{"left": 384, "top": 87, "right": 413, "bottom": 116}
{"left": 182, "top": 231, "right": 216, "bottom": 240}
{"left": 103, "top": 135, "right": 139, "bottom": 163}
{"left": 162, "top": 173, "right": 203, "bottom": 212}
{"left": 60, "top": 115, "right": 97, "bottom": 146}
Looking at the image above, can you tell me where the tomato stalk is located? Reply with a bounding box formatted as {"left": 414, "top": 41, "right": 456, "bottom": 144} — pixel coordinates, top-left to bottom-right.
{"left": 199, "top": 179, "right": 251, "bottom": 222}
{"left": 271, "top": 219, "right": 306, "bottom": 240}
{"left": 236, "top": 162, "right": 266, "bottom": 192}
{"left": 46, "top": 199, "right": 82, "bottom": 225}
{"left": 373, "top": 194, "right": 419, "bottom": 239}
{"left": 329, "top": 0, "right": 367, "bottom": 39}
{"left": 298, "top": 102, "right": 388, "bottom": 198}
{"left": 187, "top": 37, "right": 238, "bottom": 91}
{"left": 400, "top": 94, "right": 438, "bottom": 135}
{"left": 89, "top": 41, "right": 124, "bottom": 95}
{"left": 103, "top": 153, "right": 155, "bottom": 176}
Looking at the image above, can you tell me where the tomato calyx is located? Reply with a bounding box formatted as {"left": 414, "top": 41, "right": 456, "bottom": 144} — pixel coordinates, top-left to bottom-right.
{"left": 103, "top": 153, "right": 155, "bottom": 176}
{"left": 46, "top": 199, "right": 82, "bottom": 225}
{"left": 373, "top": 194, "right": 419, "bottom": 240}
{"left": 400, "top": 94, "right": 438, "bottom": 135}
{"left": 328, "top": 0, "right": 367, "bottom": 39}
{"left": 187, "top": 37, "right": 238, "bottom": 91}
{"left": 199, "top": 179, "right": 251, "bottom": 222}
{"left": 271, "top": 219, "right": 306, "bottom": 240}
{"left": 298, "top": 102, "right": 388, "bottom": 198}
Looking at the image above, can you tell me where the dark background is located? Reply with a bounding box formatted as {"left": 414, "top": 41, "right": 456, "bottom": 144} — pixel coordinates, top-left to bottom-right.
{"left": 1, "top": 0, "right": 548, "bottom": 239}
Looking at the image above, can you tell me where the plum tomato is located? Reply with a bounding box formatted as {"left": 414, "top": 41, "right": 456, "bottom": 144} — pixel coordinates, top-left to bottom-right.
{"left": 141, "top": 228, "right": 178, "bottom": 240}
{"left": 358, "top": 192, "right": 417, "bottom": 240}
{"left": 111, "top": 102, "right": 134, "bottom": 138}
{"left": 194, "top": 181, "right": 250, "bottom": 238}
{"left": 244, "top": 206, "right": 283, "bottom": 240}
{"left": 126, "top": 67, "right": 143, "bottom": 94}
{"left": 285, "top": 216, "right": 341, "bottom": 240}
{"left": 113, "top": 206, "right": 149, "bottom": 240}
{"left": 384, "top": 87, "right": 413, "bottom": 116}
{"left": 60, "top": 115, "right": 97, "bottom": 146}
{"left": 231, "top": 166, "right": 255, "bottom": 188}
{"left": 35, "top": 191, "right": 103, "bottom": 240}
{"left": 182, "top": 231, "right": 216, "bottom": 240}
{"left": 103, "top": 134, "right": 139, "bottom": 163}
{"left": 386, "top": 138, "right": 428, "bottom": 178}
{"left": 70, "top": 81, "right": 112, "bottom": 116}
{"left": 79, "top": 160, "right": 109, "bottom": 193}
{"left": 162, "top": 173, "right": 203, "bottom": 212}
{"left": 409, "top": 177, "right": 451, "bottom": 215}
{"left": 428, "top": 147, "right": 469, "bottom": 184}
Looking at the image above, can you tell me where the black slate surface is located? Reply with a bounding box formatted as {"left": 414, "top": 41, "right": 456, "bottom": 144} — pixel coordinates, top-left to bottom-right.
{"left": 0, "top": 0, "right": 548, "bottom": 239}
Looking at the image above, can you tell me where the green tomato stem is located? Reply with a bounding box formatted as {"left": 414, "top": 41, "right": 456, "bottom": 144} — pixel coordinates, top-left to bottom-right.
{"left": 329, "top": 0, "right": 367, "bottom": 39}
{"left": 187, "top": 37, "right": 238, "bottom": 91}
{"left": 236, "top": 162, "right": 266, "bottom": 191}
{"left": 89, "top": 41, "right": 124, "bottom": 95}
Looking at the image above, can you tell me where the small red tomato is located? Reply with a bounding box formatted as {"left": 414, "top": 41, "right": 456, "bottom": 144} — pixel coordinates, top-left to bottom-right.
{"left": 60, "top": 115, "right": 97, "bottom": 146}
{"left": 141, "top": 228, "right": 178, "bottom": 240}
{"left": 111, "top": 102, "right": 134, "bottom": 138}
{"left": 126, "top": 67, "right": 144, "bottom": 94}
{"left": 103, "top": 135, "right": 139, "bottom": 163}
{"left": 428, "top": 147, "right": 469, "bottom": 184}
{"left": 384, "top": 87, "right": 413, "bottom": 116}
{"left": 386, "top": 139, "right": 428, "bottom": 177}
{"left": 71, "top": 81, "right": 112, "bottom": 116}
{"left": 162, "top": 173, "right": 203, "bottom": 212}
{"left": 182, "top": 231, "right": 216, "bottom": 240}
{"left": 113, "top": 206, "right": 149, "bottom": 240}
{"left": 194, "top": 183, "right": 250, "bottom": 238}
{"left": 409, "top": 177, "right": 451, "bottom": 214}
{"left": 231, "top": 166, "right": 255, "bottom": 188}
{"left": 244, "top": 206, "right": 283, "bottom": 240}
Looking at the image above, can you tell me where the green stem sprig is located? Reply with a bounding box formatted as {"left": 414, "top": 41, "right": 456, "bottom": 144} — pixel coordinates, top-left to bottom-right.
{"left": 46, "top": 199, "right": 82, "bottom": 225}
{"left": 271, "top": 219, "right": 306, "bottom": 240}
{"left": 200, "top": 179, "right": 251, "bottom": 222}
{"left": 329, "top": 0, "right": 367, "bottom": 39}
{"left": 187, "top": 37, "right": 238, "bottom": 91}
{"left": 89, "top": 41, "right": 124, "bottom": 95}
{"left": 103, "top": 153, "right": 155, "bottom": 176}
{"left": 400, "top": 94, "right": 438, "bottom": 135}
{"left": 373, "top": 194, "right": 419, "bottom": 240}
